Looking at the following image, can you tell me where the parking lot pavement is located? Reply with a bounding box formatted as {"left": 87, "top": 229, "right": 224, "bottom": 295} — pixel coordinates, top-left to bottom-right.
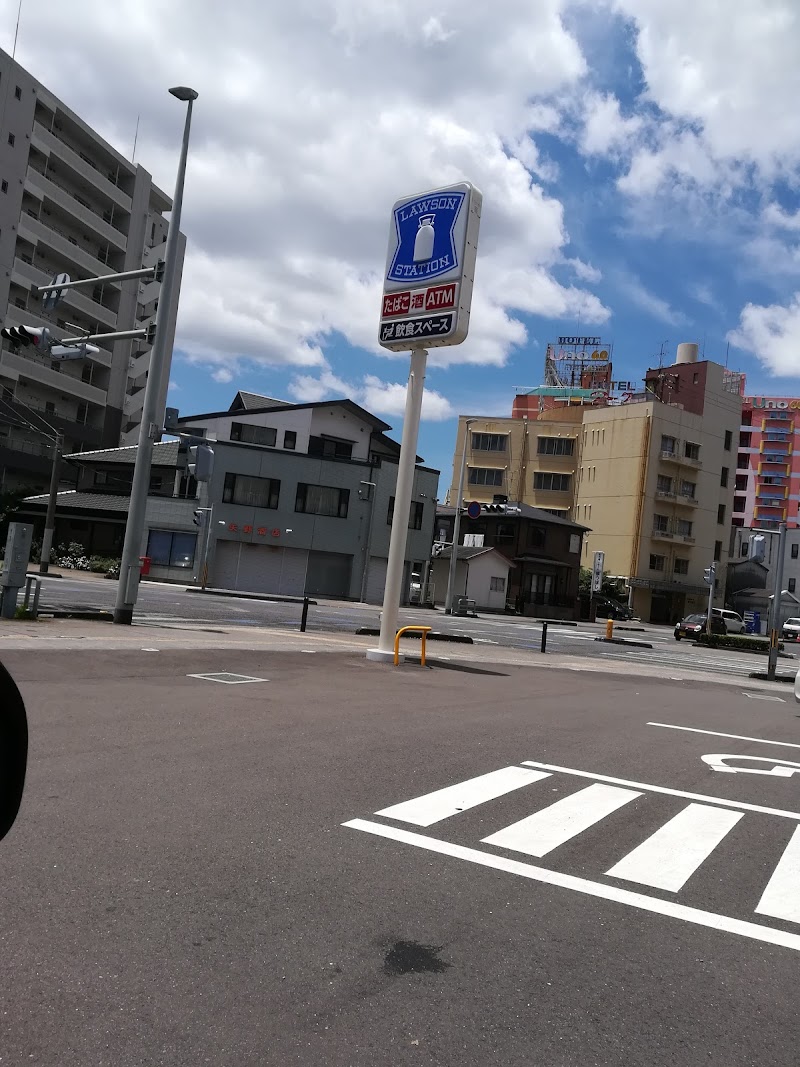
{"left": 2, "top": 646, "right": 800, "bottom": 1065}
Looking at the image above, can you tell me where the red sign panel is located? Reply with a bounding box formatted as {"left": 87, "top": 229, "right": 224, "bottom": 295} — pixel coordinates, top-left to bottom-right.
{"left": 382, "top": 292, "right": 411, "bottom": 318}
{"left": 425, "top": 283, "right": 456, "bottom": 311}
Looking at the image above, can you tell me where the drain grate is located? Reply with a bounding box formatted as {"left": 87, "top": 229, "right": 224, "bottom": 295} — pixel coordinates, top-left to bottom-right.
{"left": 187, "top": 672, "right": 269, "bottom": 685}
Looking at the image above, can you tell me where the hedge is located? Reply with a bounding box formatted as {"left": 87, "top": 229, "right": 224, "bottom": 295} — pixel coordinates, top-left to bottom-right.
{"left": 695, "top": 633, "right": 784, "bottom": 654}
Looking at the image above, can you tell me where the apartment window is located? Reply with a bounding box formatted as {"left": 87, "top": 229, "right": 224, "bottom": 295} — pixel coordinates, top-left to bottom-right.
{"left": 75, "top": 402, "right": 88, "bottom": 424}
{"left": 720, "top": 467, "right": 729, "bottom": 488}
{"left": 724, "top": 430, "right": 733, "bottom": 451}
{"left": 741, "top": 542, "right": 749, "bottom": 557}
{"left": 661, "top": 435, "right": 676, "bottom": 455}
{"left": 296, "top": 482, "right": 349, "bottom": 518}
{"left": 533, "top": 472, "right": 571, "bottom": 492}
{"left": 223, "top": 472, "right": 280, "bottom": 509}
{"left": 684, "top": 441, "right": 700, "bottom": 460}
{"left": 14, "top": 86, "right": 21, "bottom": 100}
{"left": 229, "top": 421, "right": 276, "bottom": 447}
{"left": 386, "top": 497, "right": 424, "bottom": 529}
{"left": 790, "top": 579, "right": 797, "bottom": 594}
{"left": 693, "top": 372, "right": 699, "bottom": 385}
{"left": 145, "top": 530, "right": 197, "bottom": 568}
{"left": 679, "top": 480, "right": 696, "bottom": 498}
{"left": 657, "top": 474, "right": 672, "bottom": 494}
{"left": 674, "top": 558, "right": 689, "bottom": 575}
{"left": 714, "top": 540, "right": 722, "bottom": 562}
{"left": 472, "top": 432, "right": 507, "bottom": 452}
{"left": 0, "top": 180, "right": 7, "bottom": 194}
{"left": 649, "top": 554, "right": 665, "bottom": 572}
{"left": 676, "top": 519, "right": 693, "bottom": 537}
{"left": 733, "top": 497, "right": 745, "bottom": 513}
{"left": 490, "top": 576, "right": 505, "bottom": 592}
{"left": 469, "top": 467, "right": 504, "bottom": 487}
{"left": 792, "top": 544, "right": 799, "bottom": 560}
{"left": 81, "top": 365, "right": 94, "bottom": 384}
{"left": 653, "top": 514, "right": 669, "bottom": 533}
{"left": 494, "top": 523, "right": 515, "bottom": 545}
{"left": 528, "top": 525, "right": 546, "bottom": 548}
{"left": 737, "top": 453, "right": 749, "bottom": 470}
{"left": 735, "top": 475, "right": 748, "bottom": 491}
{"left": 308, "top": 435, "right": 353, "bottom": 460}
{"left": 283, "top": 430, "right": 296, "bottom": 450}
{"left": 7, "top": 133, "right": 14, "bottom": 147}
{"left": 45, "top": 401, "right": 55, "bottom": 415}
{"left": 537, "top": 437, "right": 575, "bottom": 456}
{"left": 717, "top": 504, "right": 726, "bottom": 524}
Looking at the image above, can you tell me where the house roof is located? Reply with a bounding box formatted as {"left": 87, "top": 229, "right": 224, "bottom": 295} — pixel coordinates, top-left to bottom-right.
{"left": 229, "top": 391, "right": 291, "bottom": 412}
{"left": 22, "top": 491, "right": 131, "bottom": 513}
{"left": 63, "top": 440, "right": 179, "bottom": 466}
{"left": 436, "top": 501, "right": 588, "bottom": 532}
{"left": 514, "top": 555, "right": 571, "bottom": 567}
{"left": 437, "top": 546, "right": 514, "bottom": 564}
{"left": 179, "top": 397, "right": 393, "bottom": 433}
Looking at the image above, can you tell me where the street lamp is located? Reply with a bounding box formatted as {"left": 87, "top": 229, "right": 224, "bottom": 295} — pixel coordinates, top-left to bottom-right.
{"left": 444, "top": 418, "right": 474, "bottom": 614}
{"left": 113, "top": 87, "right": 198, "bottom": 624}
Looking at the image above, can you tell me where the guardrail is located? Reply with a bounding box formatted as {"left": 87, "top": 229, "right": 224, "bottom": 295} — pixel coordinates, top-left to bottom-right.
{"left": 394, "top": 625, "right": 432, "bottom": 666}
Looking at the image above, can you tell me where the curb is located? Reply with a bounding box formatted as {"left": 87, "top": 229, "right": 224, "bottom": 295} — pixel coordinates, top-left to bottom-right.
{"left": 748, "top": 672, "right": 796, "bottom": 683}
{"left": 186, "top": 587, "right": 316, "bottom": 606}
{"left": 534, "top": 618, "right": 578, "bottom": 627}
{"left": 37, "top": 610, "right": 113, "bottom": 622}
{"left": 617, "top": 625, "right": 646, "bottom": 632}
{"left": 355, "top": 627, "right": 473, "bottom": 645}
{"left": 594, "top": 636, "right": 653, "bottom": 649}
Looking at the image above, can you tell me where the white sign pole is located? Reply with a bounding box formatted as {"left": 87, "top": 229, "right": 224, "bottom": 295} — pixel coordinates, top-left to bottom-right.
{"left": 367, "top": 347, "right": 428, "bottom": 662}
{"left": 592, "top": 550, "right": 605, "bottom": 594}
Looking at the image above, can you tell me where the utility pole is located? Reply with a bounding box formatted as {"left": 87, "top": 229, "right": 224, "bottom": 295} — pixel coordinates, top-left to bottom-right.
{"left": 704, "top": 562, "right": 716, "bottom": 637}
{"left": 39, "top": 431, "right": 63, "bottom": 574}
{"left": 445, "top": 418, "right": 474, "bottom": 614}
{"left": 767, "top": 521, "right": 788, "bottom": 680}
{"left": 359, "top": 481, "right": 377, "bottom": 603}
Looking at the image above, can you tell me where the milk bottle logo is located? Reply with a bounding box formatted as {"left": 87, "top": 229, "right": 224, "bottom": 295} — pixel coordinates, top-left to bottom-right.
{"left": 387, "top": 190, "right": 465, "bottom": 283}
{"left": 413, "top": 215, "right": 435, "bottom": 262}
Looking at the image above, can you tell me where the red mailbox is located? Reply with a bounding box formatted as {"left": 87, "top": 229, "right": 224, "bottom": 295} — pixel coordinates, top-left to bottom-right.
{"left": 139, "top": 556, "right": 151, "bottom": 577}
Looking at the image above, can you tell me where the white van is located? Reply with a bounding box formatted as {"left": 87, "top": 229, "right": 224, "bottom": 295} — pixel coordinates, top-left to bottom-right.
{"left": 711, "top": 608, "right": 744, "bottom": 634}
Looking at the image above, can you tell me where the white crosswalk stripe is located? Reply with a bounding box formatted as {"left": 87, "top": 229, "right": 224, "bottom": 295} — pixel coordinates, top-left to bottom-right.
{"left": 756, "top": 825, "right": 800, "bottom": 924}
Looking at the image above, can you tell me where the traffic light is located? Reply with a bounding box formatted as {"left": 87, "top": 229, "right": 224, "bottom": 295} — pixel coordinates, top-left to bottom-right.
{"left": 749, "top": 534, "right": 767, "bottom": 562}
{"left": 1, "top": 325, "right": 51, "bottom": 350}
{"left": 703, "top": 565, "right": 716, "bottom": 586}
{"left": 49, "top": 342, "right": 101, "bottom": 361}
{"left": 193, "top": 509, "right": 207, "bottom": 527}
{"left": 188, "top": 444, "right": 214, "bottom": 481}
{"left": 164, "top": 407, "right": 180, "bottom": 433}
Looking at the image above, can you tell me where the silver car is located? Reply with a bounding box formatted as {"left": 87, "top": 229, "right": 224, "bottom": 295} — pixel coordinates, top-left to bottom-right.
{"left": 712, "top": 608, "right": 745, "bottom": 634}
{"left": 782, "top": 617, "right": 800, "bottom": 641}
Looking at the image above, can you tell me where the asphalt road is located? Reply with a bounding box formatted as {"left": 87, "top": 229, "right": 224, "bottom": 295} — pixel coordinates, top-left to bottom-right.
{"left": 2, "top": 648, "right": 800, "bottom": 1065}
{"left": 30, "top": 573, "right": 792, "bottom": 682}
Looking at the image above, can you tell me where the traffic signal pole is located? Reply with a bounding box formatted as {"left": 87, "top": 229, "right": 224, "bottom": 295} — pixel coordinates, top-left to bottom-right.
{"left": 113, "top": 88, "right": 197, "bottom": 624}
{"left": 39, "top": 431, "right": 63, "bottom": 575}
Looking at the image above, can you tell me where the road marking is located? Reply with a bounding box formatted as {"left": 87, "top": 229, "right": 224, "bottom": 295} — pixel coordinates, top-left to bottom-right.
{"left": 482, "top": 783, "right": 640, "bottom": 857}
{"left": 606, "top": 803, "right": 743, "bottom": 891}
{"left": 520, "top": 760, "right": 800, "bottom": 820}
{"left": 186, "top": 672, "right": 269, "bottom": 684}
{"left": 744, "top": 693, "right": 786, "bottom": 702}
{"left": 756, "top": 825, "right": 800, "bottom": 925}
{"left": 375, "top": 766, "right": 550, "bottom": 827}
{"left": 648, "top": 722, "right": 800, "bottom": 749}
{"left": 343, "top": 819, "right": 800, "bottom": 954}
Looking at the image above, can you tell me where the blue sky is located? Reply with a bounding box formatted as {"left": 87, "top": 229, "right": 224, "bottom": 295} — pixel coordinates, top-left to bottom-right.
{"left": 6, "top": 1, "right": 800, "bottom": 491}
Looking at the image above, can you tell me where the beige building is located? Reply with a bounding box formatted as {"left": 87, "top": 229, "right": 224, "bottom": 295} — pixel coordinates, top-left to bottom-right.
{"left": 576, "top": 353, "right": 742, "bottom": 622}
{"left": 447, "top": 408, "right": 583, "bottom": 518}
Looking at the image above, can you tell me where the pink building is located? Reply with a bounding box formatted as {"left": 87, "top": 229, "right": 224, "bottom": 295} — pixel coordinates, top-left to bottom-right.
{"left": 735, "top": 396, "right": 800, "bottom": 530}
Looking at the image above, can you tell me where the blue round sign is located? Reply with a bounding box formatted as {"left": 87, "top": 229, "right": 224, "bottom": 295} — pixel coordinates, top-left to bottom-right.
{"left": 467, "top": 501, "right": 481, "bottom": 519}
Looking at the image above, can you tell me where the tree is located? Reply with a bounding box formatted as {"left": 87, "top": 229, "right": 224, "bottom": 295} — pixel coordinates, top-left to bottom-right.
{"left": 579, "top": 567, "right": 626, "bottom": 599}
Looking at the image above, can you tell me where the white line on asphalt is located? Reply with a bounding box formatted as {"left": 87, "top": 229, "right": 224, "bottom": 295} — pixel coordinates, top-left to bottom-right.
{"left": 606, "top": 803, "right": 743, "bottom": 891}
{"left": 744, "top": 693, "right": 787, "bottom": 702}
{"left": 520, "top": 761, "right": 800, "bottom": 820}
{"left": 343, "top": 819, "right": 800, "bottom": 954}
{"left": 482, "top": 783, "right": 641, "bottom": 857}
{"left": 648, "top": 722, "right": 800, "bottom": 749}
{"left": 374, "top": 766, "right": 551, "bottom": 827}
{"left": 756, "top": 825, "right": 800, "bottom": 925}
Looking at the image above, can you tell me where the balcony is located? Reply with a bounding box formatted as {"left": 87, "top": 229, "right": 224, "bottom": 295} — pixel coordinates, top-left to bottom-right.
{"left": 651, "top": 526, "right": 674, "bottom": 542}
{"left": 659, "top": 449, "right": 702, "bottom": 468}
{"left": 11, "top": 256, "right": 117, "bottom": 335}
{"left": 675, "top": 493, "right": 699, "bottom": 508}
{"left": 18, "top": 215, "right": 120, "bottom": 283}
{"left": 31, "top": 122, "right": 133, "bottom": 212}
{"left": 24, "top": 168, "right": 128, "bottom": 251}
{"left": 655, "top": 488, "right": 676, "bottom": 501}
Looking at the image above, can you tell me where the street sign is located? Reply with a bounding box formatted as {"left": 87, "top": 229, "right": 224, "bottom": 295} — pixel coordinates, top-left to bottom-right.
{"left": 592, "top": 550, "right": 605, "bottom": 593}
{"left": 379, "top": 182, "right": 482, "bottom": 351}
{"left": 41, "top": 273, "right": 70, "bottom": 313}
{"left": 467, "top": 501, "right": 482, "bottom": 519}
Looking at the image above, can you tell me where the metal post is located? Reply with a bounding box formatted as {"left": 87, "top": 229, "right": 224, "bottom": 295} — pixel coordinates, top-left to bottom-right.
{"left": 767, "top": 521, "right": 788, "bottom": 680}
{"left": 540, "top": 621, "right": 548, "bottom": 653}
{"left": 367, "top": 347, "right": 427, "bottom": 661}
{"left": 200, "top": 504, "right": 214, "bottom": 590}
{"left": 705, "top": 562, "right": 716, "bottom": 637}
{"left": 114, "top": 88, "right": 197, "bottom": 624}
{"left": 444, "top": 418, "right": 473, "bottom": 614}
{"left": 39, "top": 431, "right": 62, "bottom": 574}
{"left": 300, "top": 597, "right": 310, "bottom": 632}
{"left": 359, "top": 481, "right": 377, "bottom": 603}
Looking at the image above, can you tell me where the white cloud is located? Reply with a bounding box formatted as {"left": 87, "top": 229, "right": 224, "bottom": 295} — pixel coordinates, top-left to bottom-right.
{"left": 728, "top": 294, "right": 800, "bottom": 376}
{"left": 615, "top": 273, "right": 688, "bottom": 326}
{"left": 580, "top": 91, "right": 644, "bottom": 157}
{"left": 167, "top": 380, "right": 180, "bottom": 392}
{"left": 6, "top": 0, "right": 607, "bottom": 376}
{"left": 211, "top": 367, "right": 234, "bottom": 384}
{"left": 764, "top": 203, "right": 800, "bottom": 231}
{"left": 566, "top": 257, "right": 602, "bottom": 284}
{"left": 288, "top": 367, "right": 454, "bottom": 421}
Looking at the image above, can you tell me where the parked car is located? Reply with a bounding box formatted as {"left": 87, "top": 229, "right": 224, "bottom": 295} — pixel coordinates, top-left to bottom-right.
{"left": 593, "top": 596, "right": 634, "bottom": 621}
{"left": 711, "top": 608, "right": 745, "bottom": 634}
{"left": 782, "top": 618, "right": 800, "bottom": 641}
{"left": 674, "top": 613, "right": 726, "bottom": 640}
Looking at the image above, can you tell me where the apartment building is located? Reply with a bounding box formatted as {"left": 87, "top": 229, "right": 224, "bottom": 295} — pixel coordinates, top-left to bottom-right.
{"left": 447, "top": 408, "right": 583, "bottom": 518}
{"left": 576, "top": 352, "right": 742, "bottom": 623}
{"left": 0, "top": 47, "right": 184, "bottom": 492}
{"left": 733, "top": 395, "right": 800, "bottom": 531}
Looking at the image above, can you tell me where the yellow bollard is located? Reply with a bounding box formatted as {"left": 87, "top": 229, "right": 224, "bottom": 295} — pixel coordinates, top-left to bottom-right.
{"left": 605, "top": 617, "right": 614, "bottom": 640}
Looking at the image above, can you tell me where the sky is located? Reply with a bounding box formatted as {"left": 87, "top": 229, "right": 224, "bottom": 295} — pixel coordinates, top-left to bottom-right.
{"left": 4, "top": 0, "right": 800, "bottom": 492}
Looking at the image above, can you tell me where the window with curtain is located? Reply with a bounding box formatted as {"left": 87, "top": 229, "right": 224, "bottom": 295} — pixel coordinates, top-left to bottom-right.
{"left": 223, "top": 473, "right": 280, "bottom": 509}
{"left": 295, "top": 483, "right": 350, "bottom": 517}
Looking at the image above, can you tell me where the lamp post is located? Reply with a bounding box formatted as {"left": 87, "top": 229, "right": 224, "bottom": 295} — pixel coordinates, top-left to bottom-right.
{"left": 444, "top": 418, "right": 474, "bottom": 614}
{"left": 113, "top": 87, "right": 198, "bottom": 624}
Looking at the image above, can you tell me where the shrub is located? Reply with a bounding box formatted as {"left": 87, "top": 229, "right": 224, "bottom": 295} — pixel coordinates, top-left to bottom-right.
{"left": 54, "top": 541, "right": 91, "bottom": 571}
{"left": 696, "top": 633, "right": 784, "bottom": 654}
{"left": 89, "top": 555, "right": 121, "bottom": 575}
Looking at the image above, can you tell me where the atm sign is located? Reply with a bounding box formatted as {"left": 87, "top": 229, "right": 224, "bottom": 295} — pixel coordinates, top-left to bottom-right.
{"left": 381, "top": 283, "right": 457, "bottom": 318}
